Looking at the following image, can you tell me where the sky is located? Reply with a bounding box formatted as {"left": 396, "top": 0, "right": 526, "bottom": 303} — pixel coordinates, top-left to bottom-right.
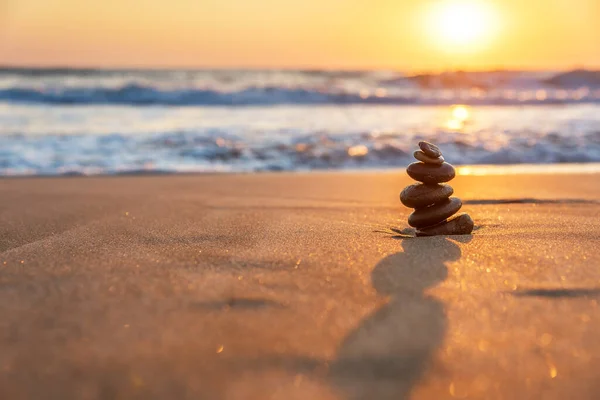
{"left": 0, "top": 0, "right": 599, "bottom": 71}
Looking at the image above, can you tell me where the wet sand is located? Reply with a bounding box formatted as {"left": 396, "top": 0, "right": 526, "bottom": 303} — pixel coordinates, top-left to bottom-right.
{"left": 1, "top": 171, "right": 599, "bottom": 399}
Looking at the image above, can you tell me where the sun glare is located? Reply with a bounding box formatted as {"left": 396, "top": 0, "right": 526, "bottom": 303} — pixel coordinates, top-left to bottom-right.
{"left": 428, "top": 0, "right": 499, "bottom": 53}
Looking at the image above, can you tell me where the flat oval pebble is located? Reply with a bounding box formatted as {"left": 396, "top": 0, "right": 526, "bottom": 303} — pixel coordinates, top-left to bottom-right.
{"left": 400, "top": 183, "right": 453, "bottom": 208}
{"left": 408, "top": 197, "right": 462, "bottom": 228}
{"left": 414, "top": 150, "right": 444, "bottom": 165}
{"left": 406, "top": 162, "right": 455, "bottom": 184}
{"left": 416, "top": 213, "right": 474, "bottom": 236}
{"left": 418, "top": 141, "right": 442, "bottom": 158}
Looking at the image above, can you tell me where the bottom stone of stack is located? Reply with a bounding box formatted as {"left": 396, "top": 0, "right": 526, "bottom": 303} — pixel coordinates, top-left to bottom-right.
{"left": 416, "top": 213, "right": 474, "bottom": 236}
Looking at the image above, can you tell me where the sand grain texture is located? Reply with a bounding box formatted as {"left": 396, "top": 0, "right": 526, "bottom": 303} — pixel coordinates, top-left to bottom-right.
{"left": 0, "top": 172, "right": 599, "bottom": 400}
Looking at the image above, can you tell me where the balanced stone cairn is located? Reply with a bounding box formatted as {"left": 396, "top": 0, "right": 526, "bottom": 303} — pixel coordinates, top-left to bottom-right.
{"left": 400, "top": 141, "right": 474, "bottom": 236}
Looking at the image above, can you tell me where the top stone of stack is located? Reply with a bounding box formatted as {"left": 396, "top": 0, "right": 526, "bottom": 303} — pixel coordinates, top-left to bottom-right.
{"left": 418, "top": 141, "right": 442, "bottom": 158}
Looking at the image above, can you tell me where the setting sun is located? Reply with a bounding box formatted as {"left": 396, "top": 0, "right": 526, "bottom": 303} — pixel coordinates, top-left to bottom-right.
{"left": 428, "top": 0, "right": 500, "bottom": 53}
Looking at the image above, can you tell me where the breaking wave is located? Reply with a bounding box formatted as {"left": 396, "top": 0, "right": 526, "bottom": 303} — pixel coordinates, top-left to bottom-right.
{"left": 1, "top": 84, "right": 599, "bottom": 106}
{"left": 1, "top": 128, "right": 599, "bottom": 176}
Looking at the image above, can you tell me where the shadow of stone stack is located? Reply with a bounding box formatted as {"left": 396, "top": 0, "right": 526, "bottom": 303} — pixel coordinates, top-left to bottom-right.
{"left": 400, "top": 141, "right": 474, "bottom": 237}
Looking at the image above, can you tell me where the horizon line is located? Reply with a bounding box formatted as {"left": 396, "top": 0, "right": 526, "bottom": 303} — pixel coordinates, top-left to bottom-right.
{"left": 1, "top": 63, "right": 600, "bottom": 74}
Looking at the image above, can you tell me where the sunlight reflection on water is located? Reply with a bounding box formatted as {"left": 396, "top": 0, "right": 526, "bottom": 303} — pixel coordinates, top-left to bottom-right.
{"left": 457, "top": 163, "right": 600, "bottom": 175}
{"left": 445, "top": 104, "right": 471, "bottom": 131}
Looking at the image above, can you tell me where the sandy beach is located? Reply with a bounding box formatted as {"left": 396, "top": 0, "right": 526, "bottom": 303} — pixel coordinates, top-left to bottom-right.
{"left": 1, "top": 171, "right": 599, "bottom": 399}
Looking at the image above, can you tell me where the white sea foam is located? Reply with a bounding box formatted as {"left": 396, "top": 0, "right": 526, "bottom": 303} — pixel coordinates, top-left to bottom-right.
{"left": 0, "top": 101, "right": 599, "bottom": 175}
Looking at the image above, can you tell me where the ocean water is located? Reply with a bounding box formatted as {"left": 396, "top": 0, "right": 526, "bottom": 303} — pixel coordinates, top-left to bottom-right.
{"left": 1, "top": 68, "right": 599, "bottom": 175}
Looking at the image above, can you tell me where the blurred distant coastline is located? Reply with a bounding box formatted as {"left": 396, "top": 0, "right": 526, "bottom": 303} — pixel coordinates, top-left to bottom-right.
{"left": 0, "top": 67, "right": 599, "bottom": 106}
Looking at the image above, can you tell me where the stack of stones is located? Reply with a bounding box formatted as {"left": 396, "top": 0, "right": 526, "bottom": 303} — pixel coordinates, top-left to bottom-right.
{"left": 400, "top": 141, "right": 474, "bottom": 236}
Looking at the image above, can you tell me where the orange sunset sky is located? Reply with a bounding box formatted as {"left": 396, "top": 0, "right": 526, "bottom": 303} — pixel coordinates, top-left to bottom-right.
{"left": 0, "top": 0, "right": 599, "bottom": 71}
